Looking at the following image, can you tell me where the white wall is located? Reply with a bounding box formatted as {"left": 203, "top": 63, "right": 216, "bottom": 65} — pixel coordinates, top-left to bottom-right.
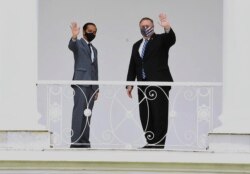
{"left": 38, "top": 0, "right": 222, "bottom": 82}
{"left": 216, "top": 0, "right": 250, "bottom": 133}
{"left": 0, "top": 0, "right": 42, "bottom": 129}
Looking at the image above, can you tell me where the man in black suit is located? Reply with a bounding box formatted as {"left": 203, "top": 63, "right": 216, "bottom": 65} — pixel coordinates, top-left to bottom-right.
{"left": 126, "top": 13, "right": 176, "bottom": 149}
{"left": 68, "top": 22, "right": 99, "bottom": 148}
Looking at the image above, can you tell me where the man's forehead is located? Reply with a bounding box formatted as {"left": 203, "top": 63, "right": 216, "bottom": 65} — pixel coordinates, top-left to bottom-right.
{"left": 87, "top": 25, "right": 96, "bottom": 30}
{"left": 140, "top": 20, "right": 153, "bottom": 26}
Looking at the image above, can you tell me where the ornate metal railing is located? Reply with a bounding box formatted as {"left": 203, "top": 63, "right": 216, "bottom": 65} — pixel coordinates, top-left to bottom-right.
{"left": 37, "top": 81, "right": 222, "bottom": 150}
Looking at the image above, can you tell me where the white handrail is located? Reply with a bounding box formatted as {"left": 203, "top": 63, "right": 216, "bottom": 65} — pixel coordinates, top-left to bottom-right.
{"left": 36, "top": 80, "right": 223, "bottom": 87}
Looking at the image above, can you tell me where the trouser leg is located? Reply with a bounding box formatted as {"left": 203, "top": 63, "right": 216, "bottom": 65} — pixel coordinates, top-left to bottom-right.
{"left": 138, "top": 86, "right": 170, "bottom": 148}
{"left": 71, "top": 85, "right": 95, "bottom": 148}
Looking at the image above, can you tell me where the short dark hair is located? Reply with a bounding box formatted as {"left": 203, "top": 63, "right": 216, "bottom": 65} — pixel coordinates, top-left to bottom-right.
{"left": 139, "top": 17, "right": 154, "bottom": 25}
{"left": 83, "top": 22, "right": 97, "bottom": 32}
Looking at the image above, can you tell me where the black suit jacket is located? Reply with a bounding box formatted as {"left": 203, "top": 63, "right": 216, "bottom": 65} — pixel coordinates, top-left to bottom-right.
{"left": 127, "top": 28, "right": 176, "bottom": 82}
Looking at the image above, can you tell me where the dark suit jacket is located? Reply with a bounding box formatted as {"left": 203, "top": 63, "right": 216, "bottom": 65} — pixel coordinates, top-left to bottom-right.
{"left": 68, "top": 38, "right": 99, "bottom": 91}
{"left": 127, "top": 28, "right": 176, "bottom": 83}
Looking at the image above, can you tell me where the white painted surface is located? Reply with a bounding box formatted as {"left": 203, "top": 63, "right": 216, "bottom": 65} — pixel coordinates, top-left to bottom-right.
{"left": 209, "top": 133, "right": 250, "bottom": 152}
{"left": 1, "top": 149, "right": 250, "bottom": 173}
{"left": 38, "top": 0, "right": 222, "bottom": 82}
{"left": 0, "top": 0, "right": 44, "bottom": 130}
{"left": 0, "top": 130, "right": 51, "bottom": 149}
{"left": 0, "top": 149, "right": 250, "bottom": 164}
{"left": 213, "top": 0, "right": 250, "bottom": 133}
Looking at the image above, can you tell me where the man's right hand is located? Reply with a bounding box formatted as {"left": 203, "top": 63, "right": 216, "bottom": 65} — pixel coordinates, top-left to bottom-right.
{"left": 70, "top": 22, "right": 80, "bottom": 39}
{"left": 126, "top": 86, "right": 133, "bottom": 98}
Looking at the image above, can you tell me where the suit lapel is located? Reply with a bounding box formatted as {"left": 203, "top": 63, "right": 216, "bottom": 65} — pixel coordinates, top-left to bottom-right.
{"left": 92, "top": 45, "right": 98, "bottom": 63}
{"left": 80, "top": 38, "right": 99, "bottom": 63}
{"left": 143, "top": 34, "right": 156, "bottom": 61}
{"left": 80, "top": 38, "right": 91, "bottom": 58}
{"left": 136, "top": 39, "right": 143, "bottom": 59}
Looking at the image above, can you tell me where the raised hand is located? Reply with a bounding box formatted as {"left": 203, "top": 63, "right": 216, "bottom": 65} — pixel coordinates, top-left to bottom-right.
{"left": 158, "top": 13, "right": 171, "bottom": 30}
{"left": 70, "top": 22, "right": 80, "bottom": 39}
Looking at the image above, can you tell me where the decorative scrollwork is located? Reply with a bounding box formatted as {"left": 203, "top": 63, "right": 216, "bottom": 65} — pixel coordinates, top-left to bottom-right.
{"left": 198, "top": 105, "right": 210, "bottom": 122}
{"left": 62, "top": 87, "right": 75, "bottom": 99}
{"left": 184, "top": 89, "right": 197, "bottom": 101}
{"left": 198, "top": 88, "right": 210, "bottom": 97}
{"left": 146, "top": 89, "right": 158, "bottom": 101}
{"left": 49, "top": 86, "right": 62, "bottom": 95}
{"left": 49, "top": 102, "right": 62, "bottom": 122}
{"left": 42, "top": 85, "right": 217, "bottom": 150}
{"left": 102, "top": 130, "right": 114, "bottom": 142}
{"left": 145, "top": 131, "right": 154, "bottom": 141}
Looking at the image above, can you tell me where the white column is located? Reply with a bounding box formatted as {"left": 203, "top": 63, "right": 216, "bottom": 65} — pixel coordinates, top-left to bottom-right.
{"left": 0, "top": 0, "right": 44, "bottom": 130}
{"left": 215, "top": 0, "right": 250, "bottom": 133}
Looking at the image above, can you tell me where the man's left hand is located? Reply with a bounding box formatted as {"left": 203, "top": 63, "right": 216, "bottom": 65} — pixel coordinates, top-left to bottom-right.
{"left": 94, "top": 92, "right": 99, "bottom": 101}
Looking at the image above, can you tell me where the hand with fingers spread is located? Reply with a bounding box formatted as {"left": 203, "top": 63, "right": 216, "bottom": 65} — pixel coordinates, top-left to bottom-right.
{"left": 158, "top": 13, "right": 171, "bottom": 31}
{"left": 70, "top": 22, "right": 80, "bottom": 39}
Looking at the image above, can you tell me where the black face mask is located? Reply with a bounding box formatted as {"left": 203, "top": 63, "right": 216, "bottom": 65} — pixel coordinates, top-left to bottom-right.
{"left": 85, "top": 32, "right": 96, "bottom": 42}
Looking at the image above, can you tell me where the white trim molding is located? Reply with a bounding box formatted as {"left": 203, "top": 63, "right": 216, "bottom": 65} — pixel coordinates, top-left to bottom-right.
{"left": 0, "top": 149, "right": 250, "bottom": 173}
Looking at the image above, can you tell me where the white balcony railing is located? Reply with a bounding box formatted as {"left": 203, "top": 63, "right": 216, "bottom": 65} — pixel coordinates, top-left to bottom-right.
{"left": 36, "top": 81, "right": 222, "bottom": 150}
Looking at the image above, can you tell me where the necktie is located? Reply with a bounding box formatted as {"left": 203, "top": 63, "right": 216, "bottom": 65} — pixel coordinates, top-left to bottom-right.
{"left": 88, "top": 43, "right": 94, "bottom": 62}
{"left": 141, "top": 40, "right": 149, "bottom": 58}
{"left": 141, "top": 40, "right": 149, "bottom": 79}
{"left": 88, "top": 43, "right": 92, "bottom": 53}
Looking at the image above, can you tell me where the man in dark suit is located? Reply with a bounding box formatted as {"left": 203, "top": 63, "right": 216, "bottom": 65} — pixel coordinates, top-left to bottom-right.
{"left": 68, "top": 22, "right": 99, "bottom": 148}
{"left": 126, "top": 13, "right": 176, "bottom": 149}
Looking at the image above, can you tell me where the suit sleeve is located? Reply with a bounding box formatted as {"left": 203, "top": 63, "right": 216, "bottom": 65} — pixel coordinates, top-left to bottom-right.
{"left": 126, "top": 46, "right": 137, "bottom": 81}
{"left": 96, "top": 51, "right": 99, "bottom": 80}
{"left": 96, "top": 51, "right": 100, "bottom": 92}
{"left": 162, "top": 28, "right": 176, "bottom": 48}
{"left": 68, "top": 39, "right": 78, "bottom": 52}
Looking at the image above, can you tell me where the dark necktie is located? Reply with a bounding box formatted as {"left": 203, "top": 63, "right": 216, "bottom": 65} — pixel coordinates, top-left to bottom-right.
{"left": 88, "top": 43, "right": 92, "bottom": 55}
{"left": 88, "top": 43, "right": 94, "bottom": 62}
